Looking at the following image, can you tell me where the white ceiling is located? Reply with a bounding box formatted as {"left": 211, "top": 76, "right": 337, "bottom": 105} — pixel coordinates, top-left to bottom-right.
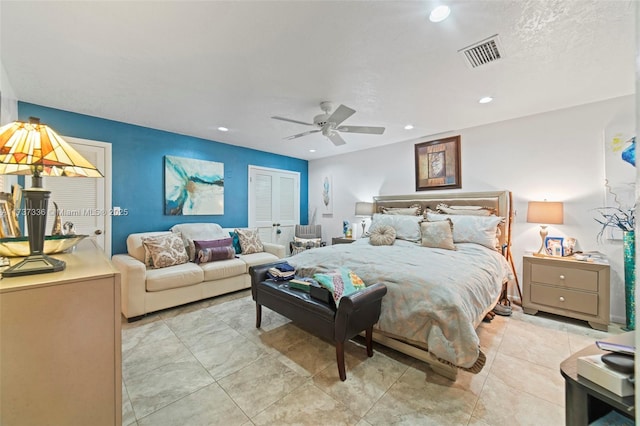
{"left": 1, "top": 1, "right": 635, "bottom": 161}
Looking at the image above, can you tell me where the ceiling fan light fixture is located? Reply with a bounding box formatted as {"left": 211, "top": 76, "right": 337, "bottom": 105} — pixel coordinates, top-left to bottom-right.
{"left": 429, "top": 5, "right": 451, "bottom": 23}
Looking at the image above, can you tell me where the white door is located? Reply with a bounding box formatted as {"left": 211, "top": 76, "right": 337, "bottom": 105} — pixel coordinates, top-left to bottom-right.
{"left": 248, "top": 166, "right": 299, "bottom": 250}
{"left": 26, "top": 137, "right": 112, "bottom": 255}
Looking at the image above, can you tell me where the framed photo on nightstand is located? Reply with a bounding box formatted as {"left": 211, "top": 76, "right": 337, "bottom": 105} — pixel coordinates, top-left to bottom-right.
{"left": 545, "top": 236, "right": 564, "bottom": 257}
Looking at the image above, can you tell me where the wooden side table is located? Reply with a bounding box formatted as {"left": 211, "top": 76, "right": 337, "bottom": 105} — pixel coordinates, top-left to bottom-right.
{"left": 522, "top": 255, "right": 610, "bottom": 331}
{"left": 560, "top": 332, "right": 635, "bottom": 425}
{"left": 332, "top": 237, "right": 356, "bottom": 245}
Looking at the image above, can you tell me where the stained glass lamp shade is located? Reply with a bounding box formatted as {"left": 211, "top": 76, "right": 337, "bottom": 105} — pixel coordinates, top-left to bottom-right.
{"left": 0, "top": 118, "right": 103, "bottom": 277}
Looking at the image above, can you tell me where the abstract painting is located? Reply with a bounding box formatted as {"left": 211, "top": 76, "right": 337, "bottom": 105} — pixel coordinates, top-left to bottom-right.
{"left": 604, "top": 124, "right": 636, "bottom": 239}
{"left": 165, "top": 155, "right": 224, "bottom": 215}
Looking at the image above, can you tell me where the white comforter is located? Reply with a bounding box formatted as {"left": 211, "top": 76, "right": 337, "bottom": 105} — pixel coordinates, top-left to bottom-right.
{"left": 287, "top": 238, "right": 513, "bottom": 369}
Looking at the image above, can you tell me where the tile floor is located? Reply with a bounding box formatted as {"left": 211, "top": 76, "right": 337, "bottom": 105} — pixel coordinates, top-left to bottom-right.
{"left": 121, "top": 290, "right": 620, "bottom": 426}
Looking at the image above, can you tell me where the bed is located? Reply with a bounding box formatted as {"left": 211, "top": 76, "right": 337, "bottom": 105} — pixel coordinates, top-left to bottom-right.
{"left": 287, "top": 190, "right": 515, "bottom": 380}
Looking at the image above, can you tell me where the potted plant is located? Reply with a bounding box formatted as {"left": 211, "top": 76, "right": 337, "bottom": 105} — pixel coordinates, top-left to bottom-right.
{"left": 594, "top": 205, "right": 635, "bottom": 330}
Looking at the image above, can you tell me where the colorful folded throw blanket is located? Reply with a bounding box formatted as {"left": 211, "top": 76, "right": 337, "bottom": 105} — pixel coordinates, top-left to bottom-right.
{"left": 313, "top": 267, "right": 365, "bottom": 307}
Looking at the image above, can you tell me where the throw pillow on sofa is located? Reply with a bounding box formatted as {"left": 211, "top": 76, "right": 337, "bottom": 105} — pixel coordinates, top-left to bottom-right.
{"left": 193, "top": 238, "right": 235, "bottom": 264}
{"left": 228, "top": 231, "right": 243, "bottom": 254}
{"left": 141, "top": 233, "right": 189, "bottom": 269}
{"left": 235, "top": 228, "right": 264, "bottom": 255}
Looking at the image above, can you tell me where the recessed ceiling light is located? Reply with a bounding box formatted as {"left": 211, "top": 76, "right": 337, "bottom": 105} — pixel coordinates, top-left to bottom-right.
{"left": 479, "top": 97, "right": 493, "bottom": 104}
{"left": 429, "top": 5, "right": 451, "bottom": 23}
{"left": 217, "top": 126, "right": 229, "bottom": 132}
{"left": 404, "top": 124, "right": 414, "bottom": 130}
{"left": 309, "top": 149, "right": 316, "bottom": 153}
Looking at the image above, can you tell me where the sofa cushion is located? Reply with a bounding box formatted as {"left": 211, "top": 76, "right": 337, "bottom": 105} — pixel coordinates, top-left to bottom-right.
{"left": 235, "top": 228, "right": 264, "bottom": 254}
{"left": 142, "top": 233, "right": 189, "bottom": 269}
{"left": 171, "top": 223, "right": 227, "bottom": 261}
{"left": 145, "top": 262, "right": 204, "bottom": 292}
{"left": 239, "top": 252, "right": 280, "bottom": 272}
{"left": 127, "top": 231, "right": 172, "bottom": 263}
{"left": 200, "top": 257, "right": 247, "bottom": 281}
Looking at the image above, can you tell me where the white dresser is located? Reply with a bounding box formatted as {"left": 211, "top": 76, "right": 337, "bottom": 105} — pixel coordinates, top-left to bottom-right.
{"left": 0, "top": 241, "right": 122, "bottom": 425}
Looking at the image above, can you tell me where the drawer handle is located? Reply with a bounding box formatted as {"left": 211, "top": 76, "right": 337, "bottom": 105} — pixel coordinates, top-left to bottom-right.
{"left": 559, "top": 296, "right": 565, "bottom": 302}
{"left": 559, "top": 275, "right": 566, "bottom": 280}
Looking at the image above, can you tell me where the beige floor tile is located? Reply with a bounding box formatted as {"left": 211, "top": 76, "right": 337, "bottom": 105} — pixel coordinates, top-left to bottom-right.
{"left": 122, "top": 334, "right": 194, "bottom": 382}
{"left": 122, "top": 320, "right": 176, "bottom": 354}
{"left": 137, "top": 382, "right": 249, "bottom": 426}
{"left": 499, "top": 320, "right": 571, "bottom": 370}
{"left": 122, "top": 381, "right": 137, "bottom": 426}
{"left": 164, "top": 306, "right": 231, "bottom": 341}
{"left": 126, "top": 358, "right": 215, "bottom": 419}
{"left": 251, "top": 381, "right": 361, "bottom": 425}
{"left": 488, "top": 352, "right": 564, "bottom": 406}
{"left": 364, "top": 364, "right": 480, "bottom": 425}
{"left": 313, "top": 349, "right": 409, "bottom": 417}
{"left": 275, "top": 334, "right": 336, "bottom": 378}
{"left": 193, "top": 333, "right": 271, "bottom": 380}
{"left": 472, "top": 374, "right": 564, "bottom": 426}
{"left": 217, "top": 355, "right": 307, "bottom": 418}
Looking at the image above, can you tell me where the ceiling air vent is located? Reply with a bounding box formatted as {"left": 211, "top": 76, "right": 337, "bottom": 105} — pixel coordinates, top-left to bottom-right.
{"left": 458, "top": 35, "right": 503, "bottom": 69}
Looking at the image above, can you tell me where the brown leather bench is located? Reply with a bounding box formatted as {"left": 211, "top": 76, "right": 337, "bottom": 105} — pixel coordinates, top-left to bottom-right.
{"left": 249, "top": 262, "right": 387, "bottom": 381}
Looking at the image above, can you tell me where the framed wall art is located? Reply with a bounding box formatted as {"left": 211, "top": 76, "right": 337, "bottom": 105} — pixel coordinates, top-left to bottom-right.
{"left": 165, "top": 155, "right": 224, "bottom": 215}
{"left": 0, "top": 192, "right": 19, "bottom": 237}
{"left": 415, "top": 135, "right": 461, "bottom": 191}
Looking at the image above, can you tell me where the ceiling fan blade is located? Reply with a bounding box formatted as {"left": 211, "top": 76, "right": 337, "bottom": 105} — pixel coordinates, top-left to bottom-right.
{"left": 326, "top": 104, "right": 355, "bottom": 126}
{"left": 336, "top": 125, "right": 385, "bottom": 135}
{"left": 327, "top": 132, "right": 346, "bottom": 146}
{"left": 284, "top": 130, "right": 321, "bottom": 140}
{"left": 271, "top": 116, "right": 314, "bottom": 126}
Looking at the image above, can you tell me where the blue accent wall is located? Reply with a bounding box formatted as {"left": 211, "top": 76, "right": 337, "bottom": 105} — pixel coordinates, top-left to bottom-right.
{"left": 18, "top": 102, "right": 308, "bottom": 255}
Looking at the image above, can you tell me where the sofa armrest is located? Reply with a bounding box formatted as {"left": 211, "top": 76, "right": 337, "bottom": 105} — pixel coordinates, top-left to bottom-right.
{"left": 262, "top": 242, "right": 286, "bottom": 259}
{"left": 111, "top": 254, "right": 147, "bottom": 319}
{"left": 335, "top": 283, "right": 387, "bottom": 342}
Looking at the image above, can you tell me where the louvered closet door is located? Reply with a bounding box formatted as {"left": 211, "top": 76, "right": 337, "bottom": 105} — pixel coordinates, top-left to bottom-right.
{"left": 26, "top": 138, "right": 110, "bottom": 255}
{"left": 248, "top": 166, "right": 299, "bottom": 251}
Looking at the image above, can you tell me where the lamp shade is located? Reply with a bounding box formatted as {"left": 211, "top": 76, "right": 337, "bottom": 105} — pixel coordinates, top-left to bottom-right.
{"left": 355, "top": 202, "right": 374, "bottom": 216}
{"left": 527, "top": 201, "right": 564, "bottom": 225}
{"left": 0, "top": 118, "right": 103, "bottom": 178}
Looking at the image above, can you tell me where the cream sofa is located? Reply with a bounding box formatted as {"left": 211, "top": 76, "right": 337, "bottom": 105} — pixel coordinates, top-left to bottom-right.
{"left": 112, "top": 223, "right": 285, "bottom": 321}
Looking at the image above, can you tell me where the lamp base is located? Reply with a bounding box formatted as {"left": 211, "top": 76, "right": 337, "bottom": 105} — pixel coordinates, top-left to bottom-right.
{"left": 2, "top": 254, "right": 66, "bottom": 277}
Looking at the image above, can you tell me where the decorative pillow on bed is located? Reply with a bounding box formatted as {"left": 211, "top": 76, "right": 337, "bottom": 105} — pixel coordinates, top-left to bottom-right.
{"left": 426, "top": 212, "right": 504, "bottom": 250}
{"left": 435, "top": 203, "right": 497, "bottom": 216}
{"left": 193, "top": 238, "right": 235, "bottom": 263}
{"left": 235, "top": 228, "right": 264, "bottom": 254}
{"left": 141, "top": 233, "right": 189, "bottom": 269}
{"left": 313, "top": 267, "right": 365, "bottom": 307}
{"left": 370, "top": 213, "right": 422, "bottom": 242}
{"left": 369, "top": 225, "right": 396, "bottom": 246}
{"left": 420, "top": 219, "right": 456, "bottom": 250}
{"left": 379, "top": 204, "right": 422, "bottom": 216}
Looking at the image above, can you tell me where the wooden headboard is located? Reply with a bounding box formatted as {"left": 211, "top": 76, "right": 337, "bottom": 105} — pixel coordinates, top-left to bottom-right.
{"left": 373, "top": 190, "right": 513, "bottom": 250}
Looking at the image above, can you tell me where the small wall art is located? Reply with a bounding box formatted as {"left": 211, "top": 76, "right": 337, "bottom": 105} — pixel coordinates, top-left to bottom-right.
{"left": 165, "top": 155, "right": 224, "bottom": 215}
{"left": 415, "top": 135, "right": 461, "bottom": 191}
{"left": 321, "top": 174, "right": 333, "bottom": 215}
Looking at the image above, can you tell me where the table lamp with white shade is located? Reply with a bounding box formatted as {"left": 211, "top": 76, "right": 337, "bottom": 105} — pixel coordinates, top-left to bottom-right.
{"left": 527, "top": 200, "right": 564, "bottom": 256}
{"left": 354, "top": 202, "right": 374, "bottom": 238}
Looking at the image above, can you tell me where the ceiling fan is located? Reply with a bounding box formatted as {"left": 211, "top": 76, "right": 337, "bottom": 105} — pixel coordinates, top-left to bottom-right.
{"left": 271, "top": 101, "right": 385, "bottom": 146}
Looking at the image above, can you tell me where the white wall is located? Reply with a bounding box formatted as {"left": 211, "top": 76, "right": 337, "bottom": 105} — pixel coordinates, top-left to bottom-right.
{"left": 309, "top": 95, "right": 634, "bottom": 324}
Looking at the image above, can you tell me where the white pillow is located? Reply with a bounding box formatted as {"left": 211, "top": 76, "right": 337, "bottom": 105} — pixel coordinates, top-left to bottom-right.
{"left": 426, "top": 212, "right": 503, "bottom": 250}
{"left": 370, "top": 213, "right": 422, "bottom": 242}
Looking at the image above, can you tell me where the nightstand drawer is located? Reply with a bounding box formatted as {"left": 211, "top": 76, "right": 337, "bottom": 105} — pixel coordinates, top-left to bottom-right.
{"left": 530, "top": 284, "right": 599, "bottom": 316}
{"left": 530, "top": 263, "right": 599, "bottom": 292}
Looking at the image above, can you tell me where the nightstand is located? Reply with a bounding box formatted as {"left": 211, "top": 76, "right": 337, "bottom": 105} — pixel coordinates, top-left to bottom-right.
{"left": 332, "top": 237, "right": 356, "bottom": 245}
{"left": 522, "top": 255, "right": 610, "bottom": 331}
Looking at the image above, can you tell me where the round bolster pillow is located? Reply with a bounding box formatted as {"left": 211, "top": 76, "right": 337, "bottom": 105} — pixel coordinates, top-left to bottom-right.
{"left": 369, "top": 225, "right": 396, "bottom": 246}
